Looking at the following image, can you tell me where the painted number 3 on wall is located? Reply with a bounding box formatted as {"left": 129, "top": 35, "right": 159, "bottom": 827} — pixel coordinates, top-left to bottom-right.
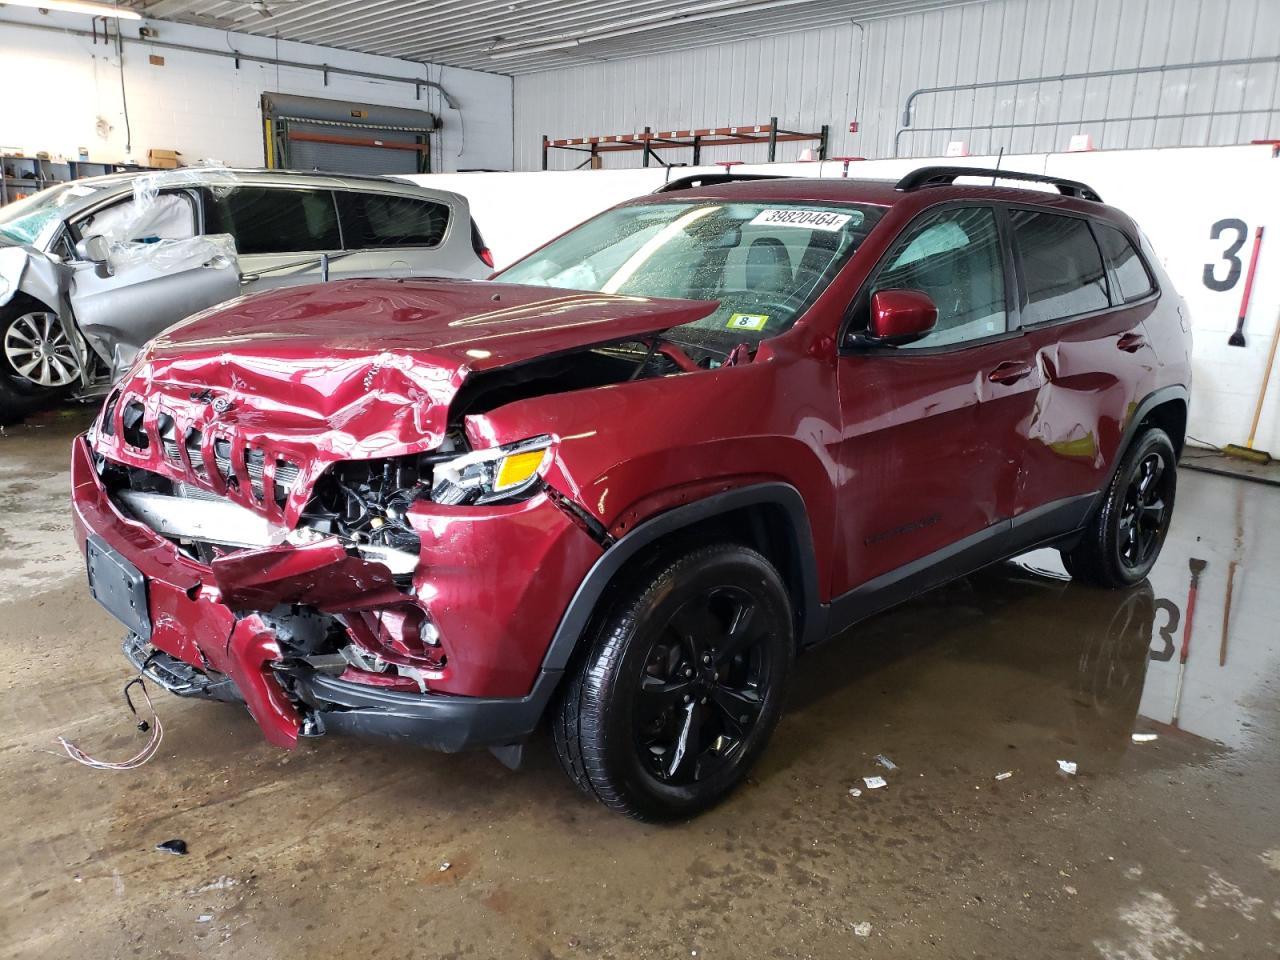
{"left": 1203, "top": 218, "right": 1249, "bottom": 292}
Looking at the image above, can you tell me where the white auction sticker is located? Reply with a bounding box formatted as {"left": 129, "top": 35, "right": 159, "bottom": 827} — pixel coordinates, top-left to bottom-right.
{"left": 748, "top": 208, "right": 857, "bottom": 231}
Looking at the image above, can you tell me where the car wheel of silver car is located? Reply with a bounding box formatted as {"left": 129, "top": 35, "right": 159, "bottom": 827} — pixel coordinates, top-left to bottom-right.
{"left": 3, "top": 309, "right": 81, "bottom": 389}
{"left": 0, "top": 303, "right": 81, "bottom": 425}
{"left": 552, "top": 542, "right": 794, "bottom": 821}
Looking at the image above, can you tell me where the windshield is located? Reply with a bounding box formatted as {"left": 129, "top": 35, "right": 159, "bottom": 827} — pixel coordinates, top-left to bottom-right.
{"left": 0, "top": 181, "right": 107, "bottom": 245}
{"left": 497, "top": 199, "right": 882, "bottom": 346}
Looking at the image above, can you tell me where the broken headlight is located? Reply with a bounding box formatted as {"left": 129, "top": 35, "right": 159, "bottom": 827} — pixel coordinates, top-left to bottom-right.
{"left": 430, "top": 435, "right": 552, "bottom": 506}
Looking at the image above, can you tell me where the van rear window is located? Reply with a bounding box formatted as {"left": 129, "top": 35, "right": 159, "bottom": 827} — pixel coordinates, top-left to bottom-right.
{"left": 336, "top": 192, "right": 450, "bottom": 248}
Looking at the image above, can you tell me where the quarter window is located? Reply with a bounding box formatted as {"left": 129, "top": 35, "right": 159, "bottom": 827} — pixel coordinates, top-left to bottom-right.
{"left": 1011, "top": 211, "right": 1109, "bottom": 323}
{"left": 337, "top": 192, "right": 450, "bottom": 248}
{"left": 873, "top": 206, "right": 1007, "bottom": 348}
{"left": 204, "top": 187, "right": 341, "bottom": 255}
{"left": 1095, "top": 224, "right": 1155, "bottom": 303}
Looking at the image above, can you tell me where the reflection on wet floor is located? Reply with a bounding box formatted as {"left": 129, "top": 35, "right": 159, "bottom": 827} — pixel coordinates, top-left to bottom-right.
{"left": 783, "top": 463, "right": 1274, "bottom": 788}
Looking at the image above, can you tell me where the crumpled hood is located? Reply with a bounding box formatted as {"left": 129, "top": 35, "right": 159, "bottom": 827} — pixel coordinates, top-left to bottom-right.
{"left": 124, "top": 279, "right": 717, "bottom": 459}
{"left": 94, "top": 279, "right": 718, "bottom": 527}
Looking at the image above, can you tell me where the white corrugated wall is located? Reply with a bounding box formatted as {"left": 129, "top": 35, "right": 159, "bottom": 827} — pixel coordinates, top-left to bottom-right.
{"left": 514, "top": 0, "right": 1280, "bottom": 169}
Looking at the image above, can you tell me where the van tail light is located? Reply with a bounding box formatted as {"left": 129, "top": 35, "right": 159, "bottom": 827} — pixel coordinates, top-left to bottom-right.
{"left": 470, "top": 218, "right": 494, "bottom": 270}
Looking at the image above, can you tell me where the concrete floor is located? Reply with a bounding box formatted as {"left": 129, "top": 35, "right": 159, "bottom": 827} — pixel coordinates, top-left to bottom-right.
{"left": 2, "top": 408, "right": 1278, "bottom": 960}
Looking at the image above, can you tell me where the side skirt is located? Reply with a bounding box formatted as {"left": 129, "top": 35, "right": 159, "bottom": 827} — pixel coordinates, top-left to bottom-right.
{"left": 822, "top": 493, "right": 1093, "bottom": 639}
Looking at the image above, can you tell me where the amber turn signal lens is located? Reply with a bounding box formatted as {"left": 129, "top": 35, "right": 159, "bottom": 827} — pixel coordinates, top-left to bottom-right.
{"left": 494, "top": 449, "right": 547, "bottom": 492}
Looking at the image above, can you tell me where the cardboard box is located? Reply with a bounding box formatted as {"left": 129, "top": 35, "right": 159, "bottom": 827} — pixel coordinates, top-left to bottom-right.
{"left": 147, "top": 148, "right": 182, "bottom": 169}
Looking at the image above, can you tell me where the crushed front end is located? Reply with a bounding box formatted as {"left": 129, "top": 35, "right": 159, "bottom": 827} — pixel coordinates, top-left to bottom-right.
{"left": 71, "top": 378, "right": 605, "bottom": 757}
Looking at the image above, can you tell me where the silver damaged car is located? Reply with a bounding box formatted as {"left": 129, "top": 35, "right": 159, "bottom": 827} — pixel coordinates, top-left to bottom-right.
{"left": 0, "top": 167, "right": 492, "bottom": 422}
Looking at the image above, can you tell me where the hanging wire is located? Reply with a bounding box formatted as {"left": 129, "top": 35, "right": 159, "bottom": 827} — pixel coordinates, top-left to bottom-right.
{"left": 114, "top": 17, "right": 132, "bottom": 156}
{"left": 54, "top": 674, "right": 164, "bottom": 771}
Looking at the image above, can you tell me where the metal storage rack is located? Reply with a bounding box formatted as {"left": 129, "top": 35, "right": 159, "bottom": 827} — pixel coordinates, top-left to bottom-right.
{"left": 541, "top": 117, "right": 829, "bottom": 169}
{"left": 0, "top": 155, "right": 157, "bottom": 207}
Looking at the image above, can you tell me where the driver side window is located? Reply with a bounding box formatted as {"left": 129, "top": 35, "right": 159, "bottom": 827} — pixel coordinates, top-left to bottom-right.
{"left": 71, "top": 191, "right": 198, "bottom": 258}
{"left": 873, "top": 206, "right": 1006, "bottom": 349}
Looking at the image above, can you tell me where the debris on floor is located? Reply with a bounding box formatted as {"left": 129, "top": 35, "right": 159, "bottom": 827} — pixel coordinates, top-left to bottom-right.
{"left": 189, "top": 876, "right": 238, "bottom": 894}
{"left": 852, "top": 921, "right": 872, "bottom": 937}
{"left": 863, "top": 776, "right": 887, "bottom": 790}
{"left": 848, "top": 787, "right": 862, "bottom": 797}
{"left": 995, "top": 771, "right": 1013, "bottom": 781}
{"left": 196, "top": 914, "right": 213, "bottom": 923}
{"left": 155, "top": 839, "right": 188, "bottom": 856}
{"left": 439, "top": 861, "right": 452, "bottom": 872}
{"left": 1057, "top": 760, "right": 1078, "bottom": 776}
{"left": 874, "top": 754, "right": 897, "bottom": 771}
{"left": 1131, "top": 733, "right": 1159, "bottom": 743}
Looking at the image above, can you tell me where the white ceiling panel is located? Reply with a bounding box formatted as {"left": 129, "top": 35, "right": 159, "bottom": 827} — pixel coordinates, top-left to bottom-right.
{"left": 123, "top": 0, "right": 989, "bottom": 74}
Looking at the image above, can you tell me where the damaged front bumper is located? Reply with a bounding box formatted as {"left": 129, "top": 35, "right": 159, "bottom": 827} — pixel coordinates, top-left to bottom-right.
{"left": 71, "top": 436, "right": 593, "bottom": 757}
{"left": 121, "top": 631, "right": 555, "bottom": 758}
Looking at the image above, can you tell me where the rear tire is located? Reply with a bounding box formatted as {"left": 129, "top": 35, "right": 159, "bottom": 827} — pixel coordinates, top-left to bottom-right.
{"left": 1062, "top": 427, "right": 1177, "bottom": 588}
{"left": 553, "top": 542, "right": 794, "bottom": 821}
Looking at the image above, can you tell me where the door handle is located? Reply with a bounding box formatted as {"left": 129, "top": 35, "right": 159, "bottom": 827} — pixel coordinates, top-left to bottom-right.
{"left": 1117, "top": 332, "right": 1147, "bottom": 352}
{"left": 987, "top": 360, "right": 1033, "bottom": 385}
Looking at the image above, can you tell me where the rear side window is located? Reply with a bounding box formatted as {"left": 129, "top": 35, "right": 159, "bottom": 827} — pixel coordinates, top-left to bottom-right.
{"left": 205, "top": 187, "right": 340, "bottom": 255}
{"left": 873, "top": 206, "right": 1007, "bottom": 348}
{"left": 337, "top": 192, "right": 449, "bottom": 248}
{"left": 1011, "top": 211, "right": 1109, "bottom": 323}
{"left": 1095, "top": 224, "right": 1155, "bottom": 303}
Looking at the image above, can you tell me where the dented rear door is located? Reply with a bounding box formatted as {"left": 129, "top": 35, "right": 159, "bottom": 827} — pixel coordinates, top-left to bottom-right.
{"left": 1010, "top": 209, "right": 1162, "bottom": 516}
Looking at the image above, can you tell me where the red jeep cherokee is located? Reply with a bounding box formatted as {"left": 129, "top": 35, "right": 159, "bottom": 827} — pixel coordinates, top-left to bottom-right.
{"left": 72, "top": 167, "right": 1191, "bottom": 820}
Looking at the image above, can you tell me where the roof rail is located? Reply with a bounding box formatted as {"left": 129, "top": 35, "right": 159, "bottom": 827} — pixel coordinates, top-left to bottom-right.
{"left": 654, "top": 172, "right": 787, "bottom": 193}
{"left": 895, "top": 166, "right": 1103, "bottom": 202}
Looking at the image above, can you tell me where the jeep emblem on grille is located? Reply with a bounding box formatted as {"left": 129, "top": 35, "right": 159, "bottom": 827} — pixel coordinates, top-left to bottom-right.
{"left": 190, "top": 388, "right": 235, "bottom": 416}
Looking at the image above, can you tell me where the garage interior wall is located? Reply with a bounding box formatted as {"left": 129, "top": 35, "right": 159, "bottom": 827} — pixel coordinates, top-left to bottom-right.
{"left": 0, "top": 8, "right": 514, "bottom": 172}
{"left": 516, "top": 0, "right": 1280, "bottom": 169}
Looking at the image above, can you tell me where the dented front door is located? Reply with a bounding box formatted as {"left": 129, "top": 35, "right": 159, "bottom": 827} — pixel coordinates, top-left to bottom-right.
{"left": 67, "top": 243, "right": 240, "bottom": 377}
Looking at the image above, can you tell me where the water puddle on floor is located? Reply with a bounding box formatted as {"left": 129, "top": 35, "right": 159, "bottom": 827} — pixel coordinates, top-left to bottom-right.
{"left": 785, "top": 468, "right": 1280, "bottom": 788}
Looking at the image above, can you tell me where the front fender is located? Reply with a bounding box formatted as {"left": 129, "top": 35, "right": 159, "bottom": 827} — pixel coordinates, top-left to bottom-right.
{"left": 0, "top": 246, "right": 66, "bottom": 312}
{"left": 466, "top": 356, "right": 841, "bottom": 596}
{"left": 0, "top": 247, "right": 27, "bottom": 309}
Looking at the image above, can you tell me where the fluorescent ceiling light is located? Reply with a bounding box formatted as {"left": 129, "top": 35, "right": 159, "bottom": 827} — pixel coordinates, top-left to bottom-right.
{"left": 2, "top": 0, "right": 142, "bottom": 19}
{"left": 488, "top": 0, "right": 818, "bottom": 59}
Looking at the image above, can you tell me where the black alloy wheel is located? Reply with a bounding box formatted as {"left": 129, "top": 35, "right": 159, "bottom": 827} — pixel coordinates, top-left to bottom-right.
{"left": 633, "top": 585, "right": 774, "bottom": 786}
{"left": 553, "top": 542, "right": 794, "bottom": 820}
{"left": 1117, "top": 450, "right": 1172, "bottom": 571}
{"left": 1063, "top": 427, "right": 1177, "bottom": 588}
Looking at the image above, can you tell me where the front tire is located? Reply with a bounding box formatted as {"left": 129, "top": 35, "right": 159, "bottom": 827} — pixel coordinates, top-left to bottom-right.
{"left": 1062, "top": 427, "right": 1177, "bottom": 588}
{"left": 0, "top": 303, "right": 81, "bottom": 425}
{"left": 553, "top": 542, "right": 794, "bottom": 821}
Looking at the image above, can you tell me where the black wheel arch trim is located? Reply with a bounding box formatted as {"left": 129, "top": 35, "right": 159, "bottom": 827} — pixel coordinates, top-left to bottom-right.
{"left": 1085, "top": 384, "right": 1189, "bottom": 521}
{"left": 539, "top": 481, "right": 824, "bottom": 675}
